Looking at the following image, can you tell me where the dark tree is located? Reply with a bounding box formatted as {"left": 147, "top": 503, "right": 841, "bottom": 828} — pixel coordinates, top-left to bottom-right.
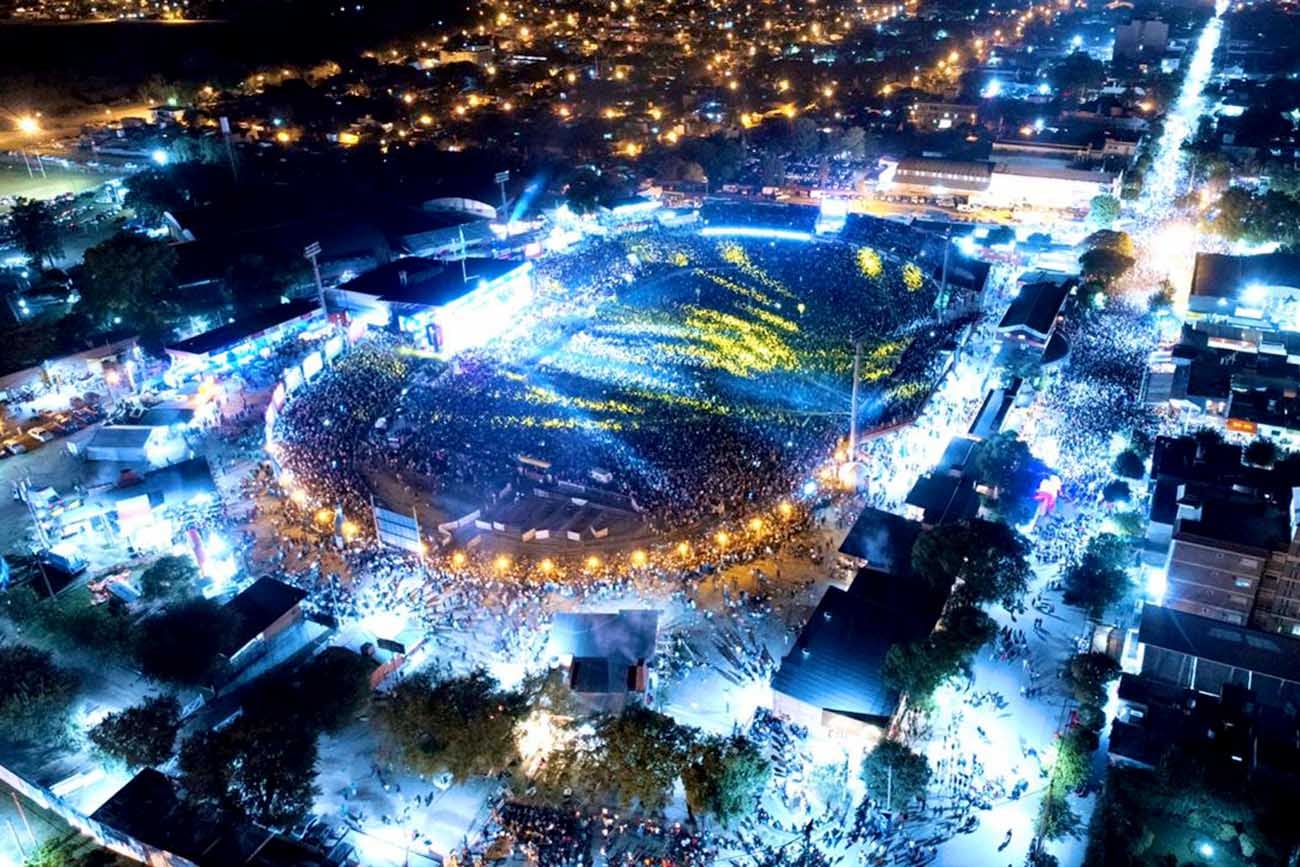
{"left": 297, "top": 646, "right": 375, "bottom": 733}
{"left": 1101, "top": 479, "right": 1131, "bottom": 505}
{"left": 89, "top": 695, "right": 182, "bottom": 769}
{"left": 1050, "top": 52, "right": 1105, "bottom": 94}
{"left": 1112, "top": 450, "right": 1145, "bottom": 480}
{"left": 972, "top": 432, "right": 1045, "bottom": 525}
{"left": 1066, "top": 652, "right": 1120, "bottom": 706}
{"left": 1062, "top": 533, "right": 1132, "bottom": 619}
{"left": 682, "top": 733, "right": 769, "bottom": 825}
{"left": 10, "top": 198, "right": 63, "bottom": 268}
{"left": 859, "top": 740, "right": 931, "bottom": 808}
{"left": 0, "top": 643, "right": 77, "bottom": 744}
{"left": 1079, "top": 248, "right": 1135, "bottom": 286}
{"left": 1244, "top": 438, "right": 1279, "bottom": 468}
{"left": 589, "top": 705, "right": 693, "bottom": 809}
{"left": 79, "top": 233, "right": 180, "bottom": 334}
{"left": 179, "top": 709, "right": 319, "bottom": 828}
{"left": 910, "top": 518, "right": 1032, "bottom": 611}
{"left": 139, "top": 555, "right": 200, "bottom": 602}
{"left": 883, "top": 607, "right": 994, "bottom": 704}
{"left": 136, "top": 599, "right": 239, "bottom": 685}
{"left": 377, "top": 669, "right": 527, "bottom": 780}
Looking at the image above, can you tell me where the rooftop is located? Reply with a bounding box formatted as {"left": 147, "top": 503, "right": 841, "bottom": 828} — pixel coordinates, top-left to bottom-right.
{"left": 338, "top": 257, "right": 528, "bottom": 307}
{"left": 222, "top": 577, "right": 307, "bottom": 656}
{"left": 998, "top": 280, "right": 1074, "bottom": 338}
{"left": 1190, "top": 252, "right": 1300, "bottom": 301}
{"left": 166, "top": 299, "right": 321, "bottom": 358}
{"left": 1139, "top": 605, "right": 1300, "bottom": 685}
{"left": 837, "top": 507, "right": 923, "bottom": 576}
{"left": 771, "top": 568, "right": 949, "bottom": 724}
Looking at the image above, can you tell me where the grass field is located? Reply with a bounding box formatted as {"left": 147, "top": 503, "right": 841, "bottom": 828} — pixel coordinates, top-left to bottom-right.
{"left": 0, "top": 161, "right": 109, "bottom": 209}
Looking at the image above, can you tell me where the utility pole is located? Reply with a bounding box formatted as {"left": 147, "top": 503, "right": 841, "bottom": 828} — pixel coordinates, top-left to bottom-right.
{"left": 20, "top": 479, "right": 55, "bottom": 598}
{"left": 494, "top": 170, "right": 510, "bottom": 220}
{"left": 219, "top": 116, "right": 239, "bottom": 182}
{"left": 304, "top": 241, "right": 326, "bottom": 314}
{"left": 885, "top": 764, "right": 893, "bottom": 813}
{"left": 458, "top": 227, "right": 468, "bottom": 282}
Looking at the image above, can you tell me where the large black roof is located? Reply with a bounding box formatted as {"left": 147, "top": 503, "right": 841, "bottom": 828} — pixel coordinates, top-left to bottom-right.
{"left": 222, "top": 576, "right": 306, "bottom": 656}
{"left": 1139, "top": 605, "right": 1300, "bottom": 685}
{"left": 339, "top": 256, "right": 528, "bottom": 307}
{"left": 166, "top": 299, "right": 320, "bottom": 358}
{"left": 998, "top": 280, "right": 1073, "bottom": 337}
{"left": 837, "top": 507, "right": 922, "bottom": 575}
{"left": 1190, "top": 252, "right": 1300, "bottom": 301}
{"left": 771, "top": 569, "right": 949, "bottom": 723}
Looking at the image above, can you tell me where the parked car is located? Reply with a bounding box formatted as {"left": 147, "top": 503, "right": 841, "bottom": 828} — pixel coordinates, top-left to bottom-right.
{"left": 4, "top": 439, "right": 27, "bottom": 455}
{"left": 26, "top": 426, "right": 54, "bottom": 443}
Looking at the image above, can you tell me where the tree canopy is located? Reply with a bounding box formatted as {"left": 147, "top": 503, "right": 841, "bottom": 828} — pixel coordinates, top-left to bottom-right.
{"left": 972, "top": 432, "right": 1046, "bottom": 525}
{"left": 682, "top": 733, "right": 769, "bottom": 824}
{"left": 1062, "top": 533, "right": 1132, "bottom": 619}
{"left": 89, "top": 695, "right": 182, "bottom": 769}
{"left": 1112, "top": 449, "right": 1145, "bottom": 480}
{"left": 136, "top": 598, "right": 238, "bottom": 685}
{"left": 0, "top": 643, "right": 78, "bottom": 745}
{"left": 139, "top": 555, "right": 200, "bottom": 602}
{"left": 179, "top": 709, "right": 319, "bottom": 828}
{"left": 10, "top": 198, "right": 63, "bottom": 268}
{"left": 78, "top": 232, "right": 180, "bottom": 336}
{"left": 910, "top": 518, "right": 1032, "bottom": 612}
{"left": 860, "top": 740, "right": 931, "bottom": 810}
{"left": 377, "top": 669, "right": 527, "bottom": 780}
{"left": 588, "top": 705, "right": 693, "bottom": 809}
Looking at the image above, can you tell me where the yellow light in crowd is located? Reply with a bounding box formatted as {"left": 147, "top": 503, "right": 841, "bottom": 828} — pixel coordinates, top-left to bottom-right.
{"left": 585, "top": 555, "right": 602, "bottom": 571}
{"left": 290, "top": 489, "right": 308, "bottom": 506}
{"left": 315, "top": 508, "right": 333, "bottom": 524}
{"left": 782, "top": 104, "right": 797, "bottom": 119}
{"left": 630, "top": 549, "right": 648, "bottom": 567}
{"left": 676, "top": 541, "right": 691, "bottom": 557}
{"left": 494, "top": 554, "right": 511, "bottom": 572}
{"left": 777, "top": 78, "right": 790, "bottom": 92}
{"left": 419, "top": 114, "right": 434, "bottom": 125}
{"left": 648, "top": 107, "right": 662, "bottom": 121}
{"left": 402, "top": 92, "right": 415, "bottom": 105}
{"left": 715, "top": 531, "right": 731, "bottom": 548}
{"left": 539, "top": 558, "right": 555, "bottom": 574}
{"left": 452, "top": 551, "right": 467, "bottom": 567}
{"left": 275, "top": 130, "right": 290, "bottom": 144}
{"left": 779, "top": 500, "right": 794, "bottom": 518}
{"left": 341, "top": 520, "right": 358, "bottom": 539}
{"left": 467, "top": 94, "right": 481, "bottom": 107}
{"left": 748, "top": 517, "right": 764, "bottom": 533}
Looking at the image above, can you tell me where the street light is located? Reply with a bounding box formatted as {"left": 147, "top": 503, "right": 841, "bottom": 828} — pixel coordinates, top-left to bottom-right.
{"left": 16, "top": 115, "right": 39, "bottom": 136}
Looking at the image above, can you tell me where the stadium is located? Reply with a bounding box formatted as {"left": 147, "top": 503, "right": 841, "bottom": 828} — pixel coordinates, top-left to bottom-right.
{"left": 269, "top": 211, "right": 975, "bottom": 565}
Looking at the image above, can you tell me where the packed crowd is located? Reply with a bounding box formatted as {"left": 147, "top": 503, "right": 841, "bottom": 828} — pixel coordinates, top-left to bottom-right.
{"left": 271, "top": 227, "right": 962, "bottom": 538}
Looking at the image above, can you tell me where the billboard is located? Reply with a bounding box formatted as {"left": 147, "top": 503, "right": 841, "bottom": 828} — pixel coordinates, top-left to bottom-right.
{"left": 373, "top": 501, "right": 422, "bottom": 553}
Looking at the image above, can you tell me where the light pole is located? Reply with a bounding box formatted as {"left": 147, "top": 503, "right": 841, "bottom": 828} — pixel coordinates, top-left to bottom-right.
{"left": 16, "top": 115, "right": 46, "bottom": 180}
{"left": 304, "top": 241, "right": 326, "bottom": 314}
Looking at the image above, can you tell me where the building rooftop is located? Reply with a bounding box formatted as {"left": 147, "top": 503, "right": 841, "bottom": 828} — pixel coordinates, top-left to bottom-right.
{"left": 771, "top": 568, "right": 949, "bottom": 724}
{"left": 1190, "top": 252, "right": 1300, "bottom": 301}
{"left": 1139, "top": 605, "right": 1300, "bottom": 685}
{"left": 165, "top": 300, "right": 321, "bottom": 358}
{"left": 85, "top": 426, "right": 155, "bottom": 450}
{"left": 338, "top": 257, "right": 528, "bottom": 307}
{"left": 549, "top": 609, "right": 660, "bottom": 694}
{"left": 905, "top": 473, "right": 980, "bottom": 526}
{"left": 222, "top": 577, "right": 307, "bottom": 657}
{"left": 998, "top": 280, "right": 1074, "bottom": 338}
{"left": 91, "top": 769, "right": 337, "bottom": 866}
{"left": 837, "top": 507, "right": 923, "bottom": 576}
